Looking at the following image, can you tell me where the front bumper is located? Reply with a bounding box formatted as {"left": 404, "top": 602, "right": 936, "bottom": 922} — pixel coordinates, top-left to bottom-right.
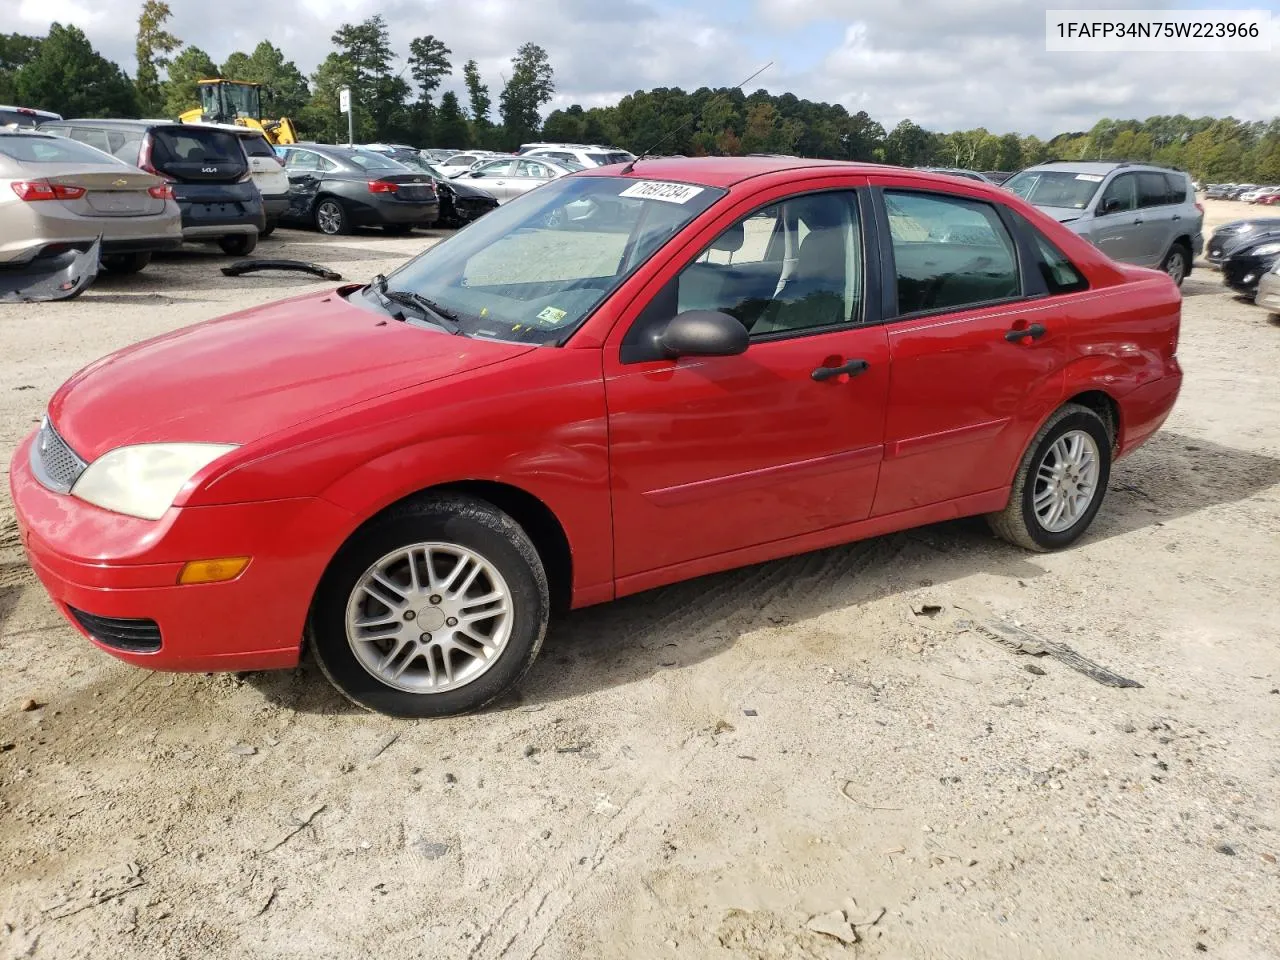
{"left": 9, "top": 432, "right": 356, "bottom": 673}
{"left": 1255, "top": 273, "right": 1280, "bottom": 314}
{"left": 1222, "top": 255, "right": 1278, "bottom": 297}
{"left": 261, "top": 194, "right": 289, "bottom": 219}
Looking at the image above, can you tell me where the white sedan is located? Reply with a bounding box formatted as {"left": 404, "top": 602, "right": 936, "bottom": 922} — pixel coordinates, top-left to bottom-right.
{"left": 451, "top": 156, "right": 580, "bottom": 202}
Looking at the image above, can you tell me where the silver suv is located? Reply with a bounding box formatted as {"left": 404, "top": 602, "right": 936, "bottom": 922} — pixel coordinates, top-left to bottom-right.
{"left": 1004, "top": 161, "right": 1203, "bottom": 285}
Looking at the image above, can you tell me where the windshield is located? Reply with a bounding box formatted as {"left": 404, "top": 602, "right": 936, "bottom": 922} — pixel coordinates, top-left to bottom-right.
{"left": 370, "top": 175, "right": 725, "bottom": 345}
{"left": 1004, "top": 170, "right": 1104, "bottom": 210}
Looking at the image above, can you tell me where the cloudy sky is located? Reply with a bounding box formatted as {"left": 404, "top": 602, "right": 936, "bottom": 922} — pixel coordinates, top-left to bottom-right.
{"left": 14, "top": 0, "right": 1280, "bottom": 135}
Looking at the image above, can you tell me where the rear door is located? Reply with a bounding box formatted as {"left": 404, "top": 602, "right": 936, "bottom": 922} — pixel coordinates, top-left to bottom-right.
{"left": 1134, "top": 171, "right": 1176, "bottom": 264}
{"left": 870, "top": 183, "right": 1073, "bottom": 516}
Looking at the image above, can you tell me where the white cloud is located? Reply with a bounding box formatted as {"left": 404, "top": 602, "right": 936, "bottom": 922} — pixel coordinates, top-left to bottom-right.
{"left": 13, "top": 0, "right": 1279, "bottom": 136}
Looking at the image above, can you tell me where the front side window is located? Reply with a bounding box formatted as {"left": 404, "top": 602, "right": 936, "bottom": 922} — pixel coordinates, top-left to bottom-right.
{"left": 676, "top": 190, "right": 864, "bottom": 336}
{"left": 474, "top": 159, "right": 515, "bottom": 177}
{"left": 1099, "top": 173, "right": 1138, "bottom": 213}
{"left": 376, "top": 176, "right": 725, "bottom": 344}
{"left": 885, "top": 191, "right": 1020, "bottom": 315}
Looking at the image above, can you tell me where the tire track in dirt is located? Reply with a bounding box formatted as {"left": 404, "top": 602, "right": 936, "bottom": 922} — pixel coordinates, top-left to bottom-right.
{"left": 468, "top": 535, "right": 912, "bottom": 959}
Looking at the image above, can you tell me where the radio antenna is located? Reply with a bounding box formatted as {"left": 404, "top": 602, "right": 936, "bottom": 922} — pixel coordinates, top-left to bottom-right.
{"left": 617, "top": 61, "right": 773, "bottom": 175}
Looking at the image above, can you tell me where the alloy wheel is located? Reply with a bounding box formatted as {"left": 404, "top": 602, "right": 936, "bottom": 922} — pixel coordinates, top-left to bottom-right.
{"left": 344, "top": 542, "right": 514, "bottom": 694}
{"left": 317, "top": 201, "right": 344, "bottom": 235}
{"left": 1032, "top": 429, "right": 1101, "bottom": 533}
{"left": 1165, "top": 249, "right": 1187, "bottom": 285}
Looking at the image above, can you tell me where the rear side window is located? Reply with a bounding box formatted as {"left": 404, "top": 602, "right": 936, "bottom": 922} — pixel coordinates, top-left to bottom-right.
{"left": 0, "top": 135, "right": 124, "bottom": 165}
{"left": 1138, "top": 172, "right": 1173, "bottom": 208}
{"left": 70, "top": 126, "right": 112, "bottom": 154}
{"left": 1010, "top": 211, "right": 1088, "bottom": 294}
{"left": 240, "top": 135, "right": 276, "bottom": 158}
{"left": 885, "top": 191, "right": 1021, "bottom": 315}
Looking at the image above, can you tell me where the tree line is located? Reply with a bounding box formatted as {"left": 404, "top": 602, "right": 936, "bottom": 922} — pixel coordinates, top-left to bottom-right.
{"left": 2, "top": 2, "right": 1278, "bottom": 182}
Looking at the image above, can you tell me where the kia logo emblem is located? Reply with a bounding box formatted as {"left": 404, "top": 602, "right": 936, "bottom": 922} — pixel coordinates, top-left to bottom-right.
{"left": 202, "top": 166, "right": 217, "bottom": 174}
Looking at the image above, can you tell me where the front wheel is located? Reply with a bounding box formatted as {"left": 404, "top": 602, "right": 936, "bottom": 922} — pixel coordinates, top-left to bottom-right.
{"left": 987, "top": 403, "right": 1112, "bottom": 552}
{"left": 308, "top": 495, "right": 550, "bottom": 717}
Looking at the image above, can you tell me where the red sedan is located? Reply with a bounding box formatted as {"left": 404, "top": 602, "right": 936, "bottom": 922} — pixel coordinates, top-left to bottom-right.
{"left": 9, "top": 157, "right": 1183, "bottom": 717}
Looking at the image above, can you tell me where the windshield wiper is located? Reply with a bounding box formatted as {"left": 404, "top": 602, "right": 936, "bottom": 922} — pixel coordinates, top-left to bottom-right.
{"left": 366, "top": 275, "right": 463, "bottom": 334}
{"left": 382, "top": 289, "right": 464, "bottom": 335}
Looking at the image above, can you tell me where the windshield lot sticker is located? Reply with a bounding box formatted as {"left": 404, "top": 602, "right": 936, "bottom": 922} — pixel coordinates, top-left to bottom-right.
{"left": 535, "top": 306, "right": 568, "bottom": 325}
{"left": 619, "top": 181, "right": 705, "bottom": 204}
{"left": 1074, "top": 174, "right": 1105, "bottom": 182}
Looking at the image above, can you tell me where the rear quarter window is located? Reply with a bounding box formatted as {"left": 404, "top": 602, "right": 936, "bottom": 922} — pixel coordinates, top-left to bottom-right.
{"left": 240, "top": 136, "right": 276, "bottom": 158}
{"left": 1138, "top": 172, "right": 1173, "bottom": 208}
{"left": 1164, "top": 173, "right": 1189, "bottom": 204}
{"left": 0, "top": 135, "right": 124, "bottom": 165}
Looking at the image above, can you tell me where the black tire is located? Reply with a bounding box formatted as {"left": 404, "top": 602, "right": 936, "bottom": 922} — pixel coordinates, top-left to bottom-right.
{"left": 986, "top": 403, "right": 1113, "bottom": 552}
{"left": 1161, "top": 242, "right": 1190, "bottom": 287}
{"left": 261, "top": 220, "right": 276, "bottom": 238}
{"left": 100, "top": 251, "right": 152, "bottom": 275}
{"left": 382, "top": 223, "right": 414, "bottom": 235}
{"left": 218, "top": 233, "right": 258, "bottom": 257}
{"left": 314, "top": 197, "right": 351, "bottom": 236}
{"left": 308, "top": 494, "right": 550, "bottom": 718}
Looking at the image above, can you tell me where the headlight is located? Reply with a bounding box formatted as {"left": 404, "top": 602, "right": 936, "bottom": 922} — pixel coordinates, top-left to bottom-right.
{"left": 1250, "top": 242, "right": 1280, "bottom": 257}
{"left": 71, "top": 443, "right": 238, "bottom": 520}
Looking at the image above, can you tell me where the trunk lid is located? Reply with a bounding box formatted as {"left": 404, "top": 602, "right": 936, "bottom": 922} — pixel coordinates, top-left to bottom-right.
{"left": 369, "top": 174, "right": 437, "bottom": 201}
{"left": 46, "top": 168, "right": 166, "bottom": 218}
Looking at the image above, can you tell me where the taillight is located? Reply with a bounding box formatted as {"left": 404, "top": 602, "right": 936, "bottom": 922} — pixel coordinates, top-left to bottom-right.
{"left": 368, "top": 180, "right": 398, "bottom": 194}
{"left": 11, "top": 180, "right": 86, "bottom": 201}
{"left": 1195, "top": 202, "right": 1204, "bottom": 214}
{"left": 148, "top": 184, "right": 175, "bottom": 200}
{"left": 137, "top": 133, "right": 157, "bottom": 175}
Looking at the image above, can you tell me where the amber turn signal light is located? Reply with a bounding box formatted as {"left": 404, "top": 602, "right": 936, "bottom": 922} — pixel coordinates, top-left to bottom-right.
{"left": 177, "top": 557, "right": 250, "bottom": 585}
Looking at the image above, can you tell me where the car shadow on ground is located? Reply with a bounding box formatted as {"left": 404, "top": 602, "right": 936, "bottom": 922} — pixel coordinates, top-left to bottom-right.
{"left": 245, "top": 429, "right": 1280, "bottom": 717}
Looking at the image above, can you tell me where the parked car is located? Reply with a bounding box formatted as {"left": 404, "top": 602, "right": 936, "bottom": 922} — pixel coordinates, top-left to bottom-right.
{"left": 1003, "top": 161, "right": 1202, "bottom": 285}
{"left": 186, "top": 122, "right": 288, "bottom": 235}
{"left": 0, "top": 129, "right": 181, "bottom": 277}
{"left": 1254, "top": 259, "right": 1280, "bottom": 317}
{"left": 39, "top": 118, "right": 263, "bottom": 256}
{"left": 356, "top": 146, "right": 498, "bottom": 227}
{"left": 1221, "top": 235, "right": 1280, "bottom": 298}
{"left": 914, "top": 167, "right": 994, "bottom": 183}
{"left": 1255, "top": 190, "right": 1280, "bottom": 206}
{"left": 454, "top": 155, "right": 577, "bottom": 202}
{"left": 982, "top": 171, "right": 1015, "bottom": 184}
{"left": 275, "top": 143, "right": 439, "bottom": 235}
{"left": 1226, "top": 184, "right": 1257, "bottom": 200}
{"left": 1204, "top": 217, "right": 1280, "bottom": 268}
{"left": 522, "top": 144, "right": 636, "bottom": 168}
{"left": 422, "top": 148, "right": 459, "bottom": 163}
{"left": 1241, "top": 185, "right": 1278, "bottom": 203}
{"left": 1205, "top": 184, "right": 1233, "bottom": 199}
{"left": 9, "top": 158, "right": 1183, "bottom": 716}
{"left": 1, "top": 105, "right": 62, "bottom": 129}
{"left": 434, "top": 151, "right": 498, "bottom": 178}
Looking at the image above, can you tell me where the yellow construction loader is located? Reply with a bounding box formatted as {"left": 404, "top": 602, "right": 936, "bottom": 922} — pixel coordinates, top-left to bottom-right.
{"left": 179, "top": 79, "right": 299, "bottom": 144}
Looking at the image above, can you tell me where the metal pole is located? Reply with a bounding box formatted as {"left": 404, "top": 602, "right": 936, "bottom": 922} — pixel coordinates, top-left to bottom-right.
{"left": 348, "top": 103, "right": 354, "bottom": 147}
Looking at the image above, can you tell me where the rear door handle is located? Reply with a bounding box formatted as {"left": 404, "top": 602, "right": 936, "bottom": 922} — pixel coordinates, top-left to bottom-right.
{"left": 811, "top": 359, "right": 869, "bottom": 382}
{"left": 1005, "top": 322, "right": 1046, "bottom": 343}
{"left": 1172, "top": 214, "right": 1181, "bottom": 221}
{"left": 1133, "top": 217, "right": 1144, "bottom": 224}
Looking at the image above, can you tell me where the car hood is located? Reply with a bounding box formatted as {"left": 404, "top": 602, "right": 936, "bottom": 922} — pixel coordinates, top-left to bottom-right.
{"left": 1035, "top": 206, "right": 1088, "bottom": 224}
{"left": 445, "top": 178, "right": 497, "bottom": 200}
{"left": 49, "top": 287, "right": 535, "bottom": 460}
{"left": 1222, "top": 228, "right": 1280, "bottom": 257}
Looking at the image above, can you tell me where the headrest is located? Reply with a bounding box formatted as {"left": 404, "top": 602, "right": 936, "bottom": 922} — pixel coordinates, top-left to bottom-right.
{"left": 711, "top": 220, "right": 745, "bottom": 252}
{"left": 796, "top": 197, "right": 843, "bottom": 231}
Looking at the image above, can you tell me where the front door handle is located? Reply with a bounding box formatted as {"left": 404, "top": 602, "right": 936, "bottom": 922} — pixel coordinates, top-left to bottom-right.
{"left": 1004, "top": 322, "right": 1046, "bottom": 343}
{"left": 1133, "top": 217, "right": 1144, "bottom": 224}
{"left": 811, "top": 358, "right": 869, "bottom": 382}
{"left": 1172, "top": 214, "right": 1182, "bottom": 221}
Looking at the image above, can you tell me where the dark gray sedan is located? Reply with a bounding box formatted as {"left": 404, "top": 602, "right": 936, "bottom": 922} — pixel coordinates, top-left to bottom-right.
{"left": 275, "top": 143, "right": 440, "bottom": 235}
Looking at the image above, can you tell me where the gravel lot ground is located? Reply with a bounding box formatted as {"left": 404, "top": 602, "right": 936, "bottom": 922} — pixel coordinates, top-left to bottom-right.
{"left": 1, "top": 201, "right": 1278, "bottom": 960}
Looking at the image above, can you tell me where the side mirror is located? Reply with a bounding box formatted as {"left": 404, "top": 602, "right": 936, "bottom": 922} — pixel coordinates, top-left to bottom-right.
{"left": 658, "top": 310, "right": 748, "bottom": 359}
{"left": 1100, "top": 197, "right": 1122, "bottom": 215}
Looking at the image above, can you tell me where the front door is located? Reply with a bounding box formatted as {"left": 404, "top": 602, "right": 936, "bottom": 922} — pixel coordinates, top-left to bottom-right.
{"left": 1090, "top": 172, "right": 1147, "bottom": 265}
{"left": 604, "top": 188, "right": 891, "bottom": 582}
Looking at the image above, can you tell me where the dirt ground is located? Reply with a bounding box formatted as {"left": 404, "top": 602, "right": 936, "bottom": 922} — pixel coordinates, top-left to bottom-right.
{"left": 1, "top": 201, "right": 1278, "bottom": 960}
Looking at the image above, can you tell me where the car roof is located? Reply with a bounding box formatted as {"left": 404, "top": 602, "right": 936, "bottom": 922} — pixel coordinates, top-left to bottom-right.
{"left": 181, "top": 121, "right": 269, "bottom": 138}
{"left": 576, "top": 155, "right": 913, "bottom": 188}
{"left": 1022, "top": 160, "right": 1184, "bottom": 176}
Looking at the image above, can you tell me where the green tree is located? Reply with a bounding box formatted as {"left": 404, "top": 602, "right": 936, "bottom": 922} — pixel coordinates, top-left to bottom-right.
{"left": 162, "top": 45, "right": 218, "bottom": 117}
{"left": 16, "top": 23, "right": 137, "bottom": 117}
{"left": 995, "top": 132, "right": 1022, "bottom": 170}
{"left": 302, "top": 52, "right": 353, "bottom": 142}
{"left": 462, "top": 59, "right": 490, "bottom": 127}
{"left": 407, "top": 34, "right": 450, "bottom": 143}
{"left": 741, "top": 102, "right": 779, "bottom": 153}
{"left": 498, "top": 42, "right": 554, "bottom": 144}
{"left": 884, "top": 119, "right": 933, "bottom": 166}
{"left": 135, "top": 0, "right": 181, "bottom": 115}
{"left": 0, "top": 33, "right": 43, "bottom": 103}
{"left": 324, "top": 14, "right": 407, "bottom": 141}
{"left": 435, "top": 90, "right": 471, "bottom": 147}
{"left": 542, "top": 104, "right": 585, "bottom": 143}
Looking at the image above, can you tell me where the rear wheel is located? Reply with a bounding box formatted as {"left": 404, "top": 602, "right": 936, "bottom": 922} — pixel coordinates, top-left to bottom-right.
{"left": 261, "top": 219, "right": 277, "bottom": 238}
{"left": 1161, "top": 243, "right": 1190, "bottom": 287}
{"left": 987, "top": 404, "right": 1112, "bottom": 552}
{"left": 308, "top": 494, "right": 550, "bottom": 718}
{"left": 315, "top": 198, "right": 351, "bottom": 236}
{"left": 218, "top": 234, "right": 258, "bottom": 257}
{"left": 100, "top": 251, "right": 152, "bottom": 275}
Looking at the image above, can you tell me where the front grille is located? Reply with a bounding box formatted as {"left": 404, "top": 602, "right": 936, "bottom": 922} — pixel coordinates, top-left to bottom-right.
{"left": 30, "top": 417, "right": 87, "bottom": 494}
{"left": 67, "top": 607, "right": 162, "bottom": 653}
